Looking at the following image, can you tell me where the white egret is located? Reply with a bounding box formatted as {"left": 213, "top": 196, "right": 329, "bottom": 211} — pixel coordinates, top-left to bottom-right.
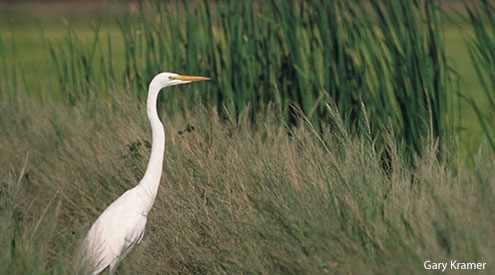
{"left": 81, "top": 72, "right": 210, "bottom": 274}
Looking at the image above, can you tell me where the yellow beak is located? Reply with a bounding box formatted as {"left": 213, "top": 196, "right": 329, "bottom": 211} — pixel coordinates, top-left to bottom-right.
{"left": 172, "top": 75, "right": 211, "bottom": 82}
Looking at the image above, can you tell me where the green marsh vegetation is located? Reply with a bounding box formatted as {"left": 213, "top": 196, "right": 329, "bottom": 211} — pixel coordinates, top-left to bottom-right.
{"left": 0, "top": 0, "right": 494, "bottom": 274}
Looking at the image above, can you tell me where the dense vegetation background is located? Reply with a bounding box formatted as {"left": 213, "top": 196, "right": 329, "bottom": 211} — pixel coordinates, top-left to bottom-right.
{"left": 0, "top": 0, "right": 494, "bottom": 274}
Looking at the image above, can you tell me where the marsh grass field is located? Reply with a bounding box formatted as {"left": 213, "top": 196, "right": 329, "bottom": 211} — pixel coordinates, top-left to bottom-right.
{"left": 1, "top": 0, "right": 495, "bottom": 274}
{"left": 2, "top": 88, "right": 494, "bottom": 274}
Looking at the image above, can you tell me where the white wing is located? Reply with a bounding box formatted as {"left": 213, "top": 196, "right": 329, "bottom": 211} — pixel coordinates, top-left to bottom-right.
{"left": 81, "top": 187, "right": 149, "bottom": 274}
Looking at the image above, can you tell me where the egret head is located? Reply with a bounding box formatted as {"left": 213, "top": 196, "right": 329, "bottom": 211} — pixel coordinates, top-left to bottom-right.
{"left": 152, "top": 72, "right": 210, "bottom": 88}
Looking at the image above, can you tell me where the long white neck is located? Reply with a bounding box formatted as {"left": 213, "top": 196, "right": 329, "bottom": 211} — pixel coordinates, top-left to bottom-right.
{"left": 139, "top": 80, "right": 165, "bottom": 203}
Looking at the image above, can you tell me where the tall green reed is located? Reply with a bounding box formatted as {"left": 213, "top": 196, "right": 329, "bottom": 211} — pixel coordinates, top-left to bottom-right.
{"left": 1, "top": 0, "right": 454, "bottom": 157}
{"left": 0, "top": 30, "right": 30, "bottom": 100}
{"left": 48, "top": 25, "right": 116, "bottom": 104}
{"left": 464, "top": 0, "right": 495, "bottom": 150}
{"left": 116, "top": 0, "right": 451, "bottom": 157}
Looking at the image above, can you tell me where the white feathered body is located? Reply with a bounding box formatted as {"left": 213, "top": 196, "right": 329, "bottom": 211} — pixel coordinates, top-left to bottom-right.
{"left": 81, "top": 185, "right": 154, "bottom": 274}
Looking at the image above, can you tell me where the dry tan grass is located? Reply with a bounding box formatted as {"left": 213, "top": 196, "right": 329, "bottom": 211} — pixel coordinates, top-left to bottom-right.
{"left": 0, "top": 90, "right": 493, "bottom": 274}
